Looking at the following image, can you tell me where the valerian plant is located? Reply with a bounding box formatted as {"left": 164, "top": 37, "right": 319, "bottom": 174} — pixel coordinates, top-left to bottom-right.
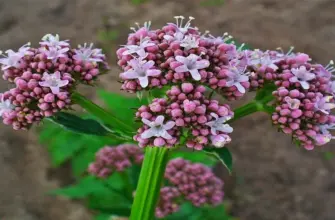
{"left": 1, "top": 15, "right": 335, "bottom": 220}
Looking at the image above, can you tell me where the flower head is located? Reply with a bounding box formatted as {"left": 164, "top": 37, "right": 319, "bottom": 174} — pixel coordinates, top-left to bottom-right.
{"left": 248, "top": 50, "right": 279, "bottom": 70}
{"left": 284, "top": 96, "right": 301, "bottom": 109}
{"left": 141, "top": 115, "right": 175, "bottom": 140}
{"left": 314, "top": 96, "right": 335, "bottom": 114}
{"left": 40, "top": 34, "right": 69, "bottom": 48}
{"left": 121, "top": 58, "right": 161, "bottom": 88}
{"left": 206, "top": 113, "right": 233, "bottom": 135}
{"left": 73, "top": 43, "right": 104, "bottom": 63}
{"left": 0, "top": 94, "right": 14, "bottom": 117}
{"left": 174, "top": 54, "right": 209, "bottom": 81}
{"left": 180, "top": 35, "right": 199, "bottom": 51}
{"left": 39, "top": 71, "right": 69, "bottom": 94}
{"left": 290, "top": 66, "right": 315, "bottom": 89}
{"left": 122, "top": 37, "right": 155, "bottom": 57}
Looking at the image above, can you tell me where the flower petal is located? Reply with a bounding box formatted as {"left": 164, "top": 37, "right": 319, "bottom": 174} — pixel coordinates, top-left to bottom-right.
{"left": 50, "top": 86, "right": 60, "bottom": 94}
{"left": 189, "top": 69, "right": 201, "bottom": 81}
{"left": 175, "top": 65, "right": 188, "bottom": 73}
{"left": 146, "top": 69, "right": 161, "bottom": 77}
{"left": 234, "top": 82, "right": 246, "bottom": 93}
{"left": 121, "top": 70, "right": 140, "bottom": 79}
{"left": 175, "top": 56, "right": 186, "bottom": 63}
{"left": 210, "top": 127, "right": 217, "bottom": 135}
{"left": 39, "top": 81, "right": 49, "bottom": 87}
{"left": 136, "top": 49, "right": 146, "bottom": 57}
{"left": 163, "top": 121, "right": 175, "bottom": 130}
{"left": 300, "top": 81, "right": 310, "bottom": 90}
{"left": 195, "top": 60, "right": 210, "bottom": 69}
{"left": 155, "top": 115, "right": 165, "bottom": 125}
{"left": 217, "top": 124, "right": 233, "bottom": 133}
{"left": 160, "top": 130, "right": 173, "bottom": 140}
{"left": 141, "top": 128, "right": 156, "bottom": 139}
{"left": 142, "top": 60, "right": 155, "bottom": 70}
{"left": 138, "top": 76, "right": 149, "bottom": 88}
{"left": 58, "top": 80, "right": 69, "bottom": 87}
{"left": 142, "top": 118, "right": 152, "bottom": 126}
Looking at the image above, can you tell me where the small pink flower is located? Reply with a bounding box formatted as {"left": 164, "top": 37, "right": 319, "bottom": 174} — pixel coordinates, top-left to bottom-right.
{"left": 284, "top": 96, "right": 301, "bottom": 110}
{"left": 41, "top": 46, "right": 69, "bottom": 63}
{"left": 141, "top": 115, "right": 175, "bottom": 140}
{"left": 39, "top": 71, "right": 69, "bottom": 94}
{"left": 174, "top": 54, "right": 210, "bottom": 81}
{"left": 206, "top": 113, "right": 233, "bottom": 135}
{"left": 290, "top": 66, "right": 315, "bottom": 89}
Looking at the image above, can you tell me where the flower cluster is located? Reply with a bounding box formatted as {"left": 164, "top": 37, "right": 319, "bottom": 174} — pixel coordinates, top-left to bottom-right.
{"left": 0, "top": 34, "right": 108, "bottom": 130}
{"left": 88, "top": 144, "right": 224, "bottom": 219}
{"left": 134, "top": 83, "right": 234, "bottom": 150}
{"left": 117, "top": 16, "right": 251, "bottom": 100}
{"left": 241, "top": 48, "right": 335, "bottom": 149}
{"left": 88, "top": 144, "right": 144, "bottom": 178}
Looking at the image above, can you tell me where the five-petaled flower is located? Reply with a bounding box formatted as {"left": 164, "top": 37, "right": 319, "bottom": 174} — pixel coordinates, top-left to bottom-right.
{"left": 314, "top": 96, "right": 335, "bottom": 114}
{"left": 121, "top": 58, "right": 161, "bottom": 88}
{"left": 141, "top": 115, "right": 176, "bottom": 140}
{"left": 284, "top": 96, "right": 301, "bottom": 110}
{"left": 248, "top": 50, "right": 279, "bottom": 70}
{"left": 39, "top": 71, "right": 69, "bottom": 94}
{"left": 205, "top": 113, "right": 233, "bottom": 135}
{"left": 0, "top": 43, "right": 32, "bottom": 70}
{"left": 73, "top": 43, "right": 104, "bottom": 64}
{"left": 289, "top": 66, "right": 315, "bottom": 90}
{"left": 40, "top": 34, "right": 69, "bottom": 48}
{"left": 0, "top": 94, "right": 14, "bottom": 117}
{"left": 41, "top": 46, "right": 69, "bottom": 63}
{"left": 225, "top": 62, "right": 249, "bottom": 93}
{"left": 174, "top": 54, "right": 210, "bottom": 81}
{"left": 122, "top": 37, "right": 155, "bottom": 57}
{"left": 168, "top": 16, "right": 195, "bottom": 35}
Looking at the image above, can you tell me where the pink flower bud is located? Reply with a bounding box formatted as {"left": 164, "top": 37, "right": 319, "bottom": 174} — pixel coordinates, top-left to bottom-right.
{"left": 44, "top": 93, "right": 55, "bottom": 103}
{"left": 181, "top": 83, "right": 194, "bottom": 93}
{"left": 183, "top": 100, "right": 196, "bottom": 113}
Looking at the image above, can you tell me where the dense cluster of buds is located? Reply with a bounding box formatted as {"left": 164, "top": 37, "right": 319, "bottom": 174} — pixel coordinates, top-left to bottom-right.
{"left": 239, "top": 48, "right": 335, "bottom": 150}
{"left": 134, "top": 83, "right": 234, "bottom": 150}
{"left": 88, "top": 144, "right": 224, "bottom": 219}
{"left": 87, "top": 144, "right": 144, "bottom": 177}
{"left": 0, "top": 34, "right": 108, "bottom": 130}
{"left": 116, "top": 16, "right": 251, "bottom": 100}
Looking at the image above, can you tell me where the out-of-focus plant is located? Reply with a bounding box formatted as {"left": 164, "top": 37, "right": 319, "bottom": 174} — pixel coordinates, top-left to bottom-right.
{"left": 1, "top": 14, "right": 334, "bottom": 220}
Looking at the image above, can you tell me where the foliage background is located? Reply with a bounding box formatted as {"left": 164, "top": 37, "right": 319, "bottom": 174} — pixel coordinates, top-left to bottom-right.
{"left": 0, "top": 0, "right": 335, "bottom": 220}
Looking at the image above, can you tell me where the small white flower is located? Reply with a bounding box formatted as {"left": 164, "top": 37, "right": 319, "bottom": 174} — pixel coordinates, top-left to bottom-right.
{"left": 122, "top": 37, "right": 155, "bottom": 57}
{"left": 0, "top": 43, "right": 33, "bottom": 70}
{"left": 41, "top": 46, "right": 69, "bottom": 63}
{"left": 206, "top": 113, "right": 233, "bottom": 135}
{"left": 120, "top": 58, "right": 161, "bottom": 88}
{"left": 248, "top": 50, "right": 279, "bottom": 70}
{"left": 284, "top": 96, "right": 301, "bottom": 109}
{"left": 40, "top": 34, "right": 69, "bottom": 48}
{"left": 39, "top": 71, "right": 69, "bottom": 94}
{"left": 174, "top": 54, "right": 210, "bottom": 81}
{"left": 180, "top": 35, "right": 199, "bottom": 51}
{"left": 314, "top": 96, "right": 335, "bottom": 114}
{"left": 225, "top": 61, "right": 250, "bottom": 94}
{"left": 73, "top": 43, "right": 104, "bottom": 64}
{"left": 290, "top": 66, "right": 315, "bottom": 90}
{"left": 163, "top": 32, "right": 184, "bottom": 42}
{"left": 141, "top": 115, "right": 176, "bottom": 140}
{"left": 0, "top": 94, "right": 14, "bottom": 117}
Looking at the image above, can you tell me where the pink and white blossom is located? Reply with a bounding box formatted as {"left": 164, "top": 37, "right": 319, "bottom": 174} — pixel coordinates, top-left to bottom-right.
{"left": 73, "top": 43, "right": 104, "bottom": 63}
{"left": 41, "top": 46, "right": 69, "bottom": 63}
{"left": 141, "top": 115, "right": 176, "bottom": 140}
{"left": 174, "top": 54, "right": 209, "bottom": 81}
{"left": 206, "top": 113, "right": 233, "bottom": 135}
{"left": 290, "top": 66, "right": 315, "bottom": 89}
{"left": 40, "top": 34, "right": 69, "bottom": 48}
{"left": 39, "top": 71, "right": 69, "bottom": 94}
{"left": 0, "top": 94, "right": 14, "bottom": 117}
{"left": 314, "top": 96, "right": 335, "bottom": 114}
{"left": 122, "top": 37, "right": 155, "bottom": 57}
{"left": 284, "top": 96, "right": 301, "bottom": 110}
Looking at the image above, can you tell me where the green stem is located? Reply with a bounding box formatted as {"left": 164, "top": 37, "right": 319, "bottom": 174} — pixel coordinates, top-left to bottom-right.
{"left": 232, "top": 101, "right": 263, "bottom": 121}
{"left": 130, "top": 147, "right": 169, "bottom": 220}
{"left": 71, "top": 92, "right": 133, "bottom": 135}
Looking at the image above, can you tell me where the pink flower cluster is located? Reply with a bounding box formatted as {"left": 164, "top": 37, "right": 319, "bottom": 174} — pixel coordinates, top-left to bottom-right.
{"left": 134, "top": 83, "right": 234, "bottom": 150}
{"left": 88, "top": 144, "right": 224, "bottom": 219}
{"left": 241, "top": 48, "right": 335, "bottom": 149}
{"left": 88, "top": 144, "right": 144, "bottom": 178}
{"left": 117, "top": 16, "right": 251, "bottom": 100}
{"left": 0, "top": 34, "right": 108, "bottom": 130}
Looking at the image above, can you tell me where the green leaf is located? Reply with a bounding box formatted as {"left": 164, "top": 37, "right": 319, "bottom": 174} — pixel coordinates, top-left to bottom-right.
{"left": 50, "top": 112, "right": 110, "bottom": 136}
{"left": 97, "top": 90, "right": 146, "bottom": 128}
{"left": 204, "top": 148, "right": 233, "bottom": 173}
{"left": 88, "top": 190, "right": 131, "bottom": 214}
{"left": 49, "top": 176, "right": 107, "bottom": 199}
{"left": 198, "top": 204, "right": 234, "bottom": 220}
{"left": 128, "top": 164, "right": 141, "bottom": 189}
{"left": 170, "top": 150, "right": 217, "bottom": 166}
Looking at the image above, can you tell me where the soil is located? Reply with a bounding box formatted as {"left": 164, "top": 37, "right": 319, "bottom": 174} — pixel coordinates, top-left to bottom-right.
{"left": 0, "top": 0, "right": 335, "bottom": 219}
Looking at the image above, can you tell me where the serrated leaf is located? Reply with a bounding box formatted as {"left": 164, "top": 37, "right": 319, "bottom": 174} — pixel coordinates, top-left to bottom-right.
{"left": 204, "top": 148, "right": 233, "bottom": 173}
{"left": 50, "top": 112, "right": 110, "bottom": 136}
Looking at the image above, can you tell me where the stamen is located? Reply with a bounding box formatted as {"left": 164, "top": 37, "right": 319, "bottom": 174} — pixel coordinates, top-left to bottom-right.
{"left": 287, "top": 46, "right": 294, "bottom": 55}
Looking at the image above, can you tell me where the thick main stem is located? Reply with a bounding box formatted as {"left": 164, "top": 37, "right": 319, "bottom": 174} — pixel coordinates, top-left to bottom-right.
{"left": 130, "top": 147, "right": 169, "bottom": 220}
